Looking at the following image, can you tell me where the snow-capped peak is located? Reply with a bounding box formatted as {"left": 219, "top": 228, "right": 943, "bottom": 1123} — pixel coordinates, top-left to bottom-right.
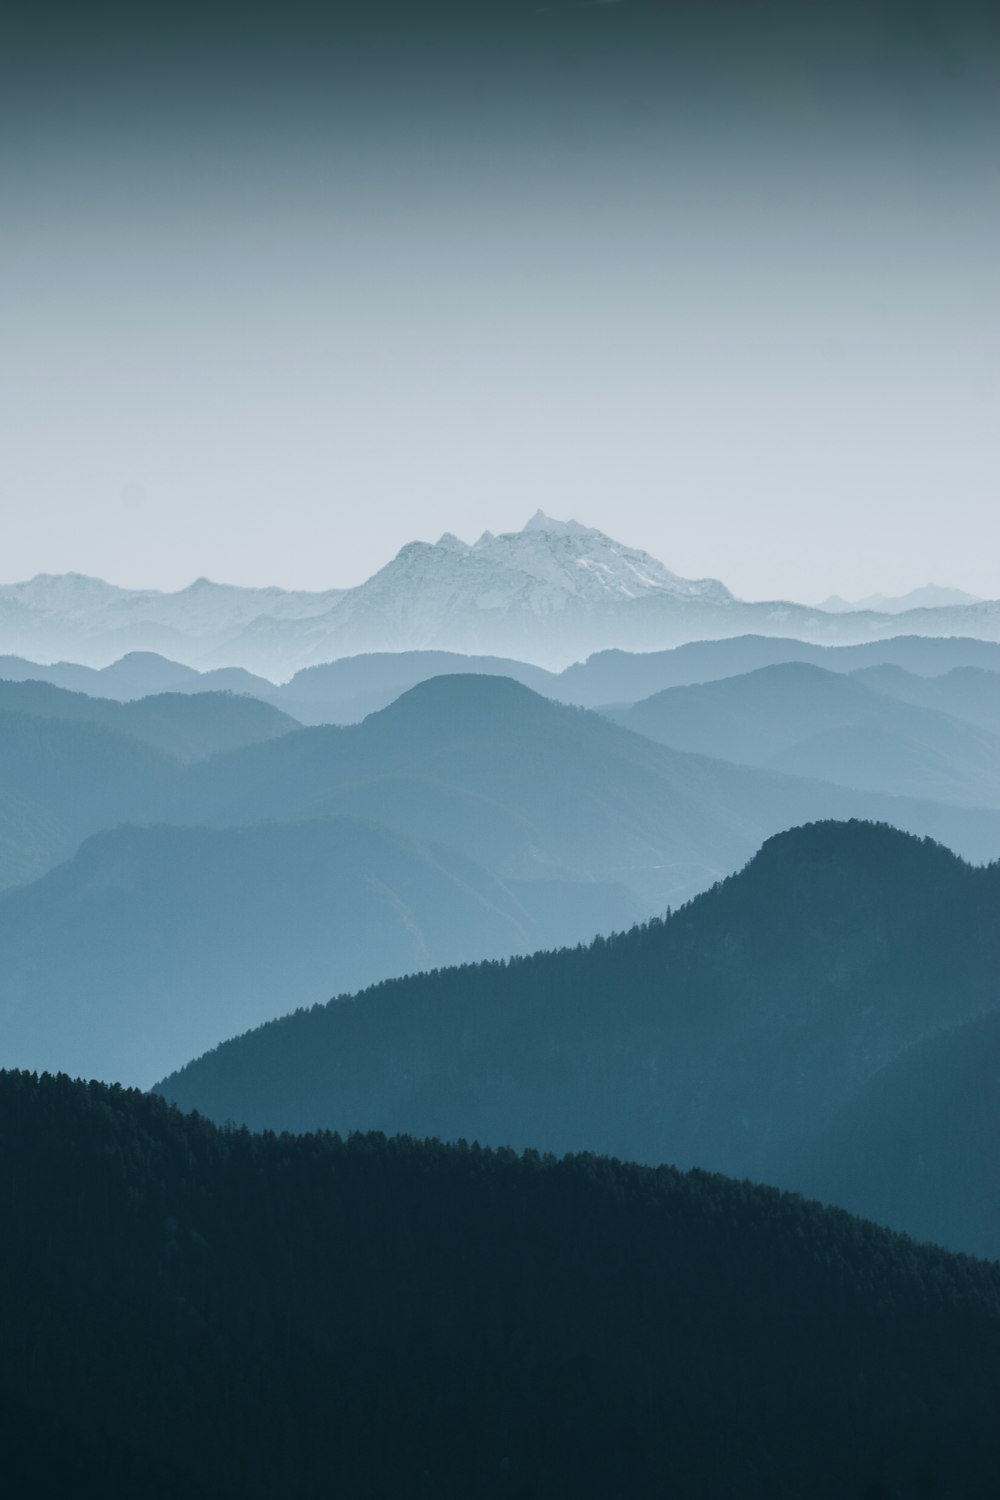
{"left": 521, "top": 510, "right": 591, "bottom": 538}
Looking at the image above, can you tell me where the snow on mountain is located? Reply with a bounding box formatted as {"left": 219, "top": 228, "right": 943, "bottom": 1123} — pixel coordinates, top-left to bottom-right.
{"left": 0, "top": 515, "right": 734, "bottom": 669}
{"left": 1, "top": 516, "right": 997, "bottom": 675}
{"left": 326, "top": 512, "right": 732, "bottom": 621}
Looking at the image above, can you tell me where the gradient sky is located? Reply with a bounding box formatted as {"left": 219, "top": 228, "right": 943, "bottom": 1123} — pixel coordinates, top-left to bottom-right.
{"left": 2, "top": 0, "right": 998, "bottom": 602}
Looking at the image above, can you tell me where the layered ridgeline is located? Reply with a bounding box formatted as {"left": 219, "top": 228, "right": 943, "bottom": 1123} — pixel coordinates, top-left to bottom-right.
{"left": 3, "top": 514, "right": 999, "bottom": 674}
{"left": 174, "top": 676, "right": 1000, "bottom": 907}
{"left": 611, "top": 662, "right": 1000, "bottom": 807}
{"left": 162, "top": 821, "right": 1000, "bottom": 1259}
{"left": 5, "top": 1071, "right": 1000, "bottom": 1499}
{"left": 0, "top": 819, "right": 642, "bottom": 1086}
{"left": 8, "top": 668, "right": 1000, "bottom": 904}
{"left": 0, "top": 679, "right": 298, "bottom": 761}
{"left": 8, "top": 677, "right": 1000, "bottom": 1088}
{"left": 3, "top": 631, "right": 1000, "bottom": 724}
{"left": 0, "top": 684, "right": 298, "bottom": 890}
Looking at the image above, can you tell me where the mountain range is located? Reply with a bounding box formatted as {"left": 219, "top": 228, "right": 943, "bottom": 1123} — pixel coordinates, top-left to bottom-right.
{"left": 818, "top": 583, "right": 984, "bottom": 613}
{"left": 9, "top": 671, "right": 1000, "bottom": 1086}
{"left": 0, "top": 816, "right": 642, "bottom": 1085}
{"left": 3, "top": 630, "right": 1000, "bottom": 727}
{"left": 611, "top": 661, "right": 1000, "bottom": 807}
{"left": 3, "top": 512, "right": 998, "bottom": 674}
{"left": 160, "top": 820, "right": 1000, "bottom": 1260}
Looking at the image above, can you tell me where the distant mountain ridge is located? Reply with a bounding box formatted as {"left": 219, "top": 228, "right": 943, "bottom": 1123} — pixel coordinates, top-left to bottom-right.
{"left": 819, "top": 583, "right": 984, "bottom": 613}
{"left": 4, "top": 631, "right": 1000, "bottom": 724}
{"left": 4, "top": 512, "right": 998, "bottom": 673}
{"left": 9, "top": 674, "right": 1000, "bottom": 1086}
{"left": 610, "top": 660, "right": 1000, "bottom": 808}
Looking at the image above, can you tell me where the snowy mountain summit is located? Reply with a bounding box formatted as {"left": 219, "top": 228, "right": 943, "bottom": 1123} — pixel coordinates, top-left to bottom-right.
{"left": 361, "top": 511, "right": 733, "bottom": 619}
{"left": 442, "top": 511, "right": 733, "bottom": 607}
{"left": 284, "top": 511, "right": 735, "bottom": 665}
{"left": 2, "top": 512, "right": 997, "bottom": 674}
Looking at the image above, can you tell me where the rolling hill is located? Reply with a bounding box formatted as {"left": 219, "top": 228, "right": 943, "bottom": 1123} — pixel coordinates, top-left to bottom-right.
{"left": 612, "top": 661, "right": 1000, "bottom": 807}
{"left": 0, "top": 679, "right": 299, "bottom": 760}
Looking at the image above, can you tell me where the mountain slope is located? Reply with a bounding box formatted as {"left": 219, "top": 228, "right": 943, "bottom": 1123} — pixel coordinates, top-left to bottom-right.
{"left": 0, "top": 817, "right": 642, "bottom": 1087}
{"left": 6, "top": 1069, "right": 1000, "bottom": 1498}
{"left": 613, "top": 661, "right": 1000, "bottom": 806}
{"left": 0, "top": 679, "right": 299, "bottom": 760}
{"left": 0, "top": 710, "right": 176, "bottom": 889}
{"left": 852, "top": 664, "right": 1000, "bottom": 737}
{"left": 803, "top": 1010, "right": 1000, "bottom": 1259}
{"left": 160, "top": 820, "right": 1000, "bottom": 1255}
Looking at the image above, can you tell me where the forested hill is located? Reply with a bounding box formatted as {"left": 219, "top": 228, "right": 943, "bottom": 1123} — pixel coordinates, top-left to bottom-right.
{"left": 161, "top": 819, "right": 1000, "bottom": 1257}
{"left": 4, "top": 1070, "right": 1000, "bottom": 1499}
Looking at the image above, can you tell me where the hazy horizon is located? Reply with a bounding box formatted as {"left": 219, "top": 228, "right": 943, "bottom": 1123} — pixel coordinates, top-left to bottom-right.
{"left": 0, "top": 509, "right": 991, "bottom": 609}
{"left": 3, "top": 0, "right": 998, "bottom": 601}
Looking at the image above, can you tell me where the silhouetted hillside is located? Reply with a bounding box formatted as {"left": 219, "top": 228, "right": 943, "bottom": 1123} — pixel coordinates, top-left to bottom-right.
{"left": 0, "top": 818, "right": 641, "bottom": 1086}
{"left": 804, "top": 1010, "right": 1000, "bottom": 1259}
{"left": 161, "top": 821, "right": 1000, "bottom": 1256}
{"left": 614, "top": 662, "right": 1000, "bottom": 806}
{"left": 0, "top": 679, "right": 299, "bottom": 760}
{"left": 5, "top": 1069, "right": 1000, "bottom": 1498}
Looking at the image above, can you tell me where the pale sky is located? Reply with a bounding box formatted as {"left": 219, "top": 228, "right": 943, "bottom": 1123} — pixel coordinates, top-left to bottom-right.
{"left": 2, "top": 0, "right": 998, "bottom": 603}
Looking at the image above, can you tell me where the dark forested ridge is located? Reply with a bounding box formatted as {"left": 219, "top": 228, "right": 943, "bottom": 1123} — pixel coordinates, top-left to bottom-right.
{"left": 161, "top": 820, "right": 1000, "bottom": 1258}
{"left": 4, "top": 1069, "right": 1000, "bottom": 1499}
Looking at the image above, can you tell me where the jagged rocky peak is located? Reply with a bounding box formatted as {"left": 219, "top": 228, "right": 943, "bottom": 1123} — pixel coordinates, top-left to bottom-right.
{"left": 520, "top": 509, "right": 591, "bottom": 537}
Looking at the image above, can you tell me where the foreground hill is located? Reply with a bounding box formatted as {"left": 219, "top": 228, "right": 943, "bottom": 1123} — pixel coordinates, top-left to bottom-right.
{"left": 0, "top": 818, "right": 641, "bottom": 1086}
{"left": 0, "top": 679, "right": 298, "bottom": 760}
{"left": 614, "top": 662, "right": 1000, "bottom": 807}
{"left": 5, "top": 1070, "right": 1000, "bottom": 1498}
{"left": 162, "top": 821, "right": 1000, "bottom": 1258}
